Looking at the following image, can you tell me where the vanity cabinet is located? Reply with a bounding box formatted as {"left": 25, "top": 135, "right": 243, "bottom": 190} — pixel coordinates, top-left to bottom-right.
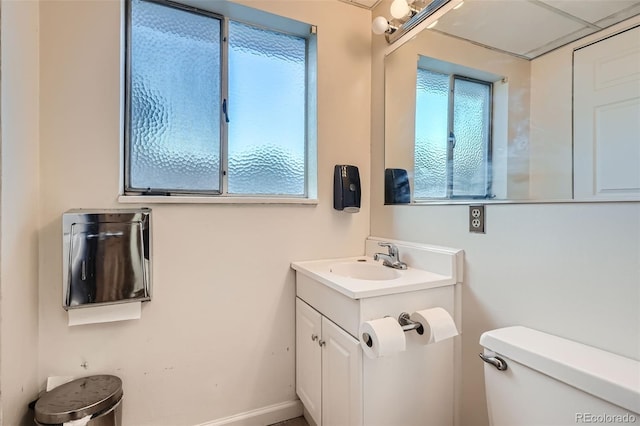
{"left": 292, "top": 238, "right": 463, "bottom": 426}
{"left": 296, "top": 297, "right": 362, "bottom": 426}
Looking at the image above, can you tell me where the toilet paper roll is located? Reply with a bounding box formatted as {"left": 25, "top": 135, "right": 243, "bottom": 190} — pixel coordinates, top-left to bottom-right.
{"left": 410, "top": 307, "right": 458, "bottom": 345}
{"left": 359, "top": 317, "right": 406, "bottom": 359}
{"left": 68, "top": 301, "right": 142, "bottom": 326}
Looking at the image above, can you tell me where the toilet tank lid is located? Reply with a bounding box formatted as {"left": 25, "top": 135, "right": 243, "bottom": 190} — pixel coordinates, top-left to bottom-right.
{"left": 480, "top": 326, "right": 640, "bottom": 415}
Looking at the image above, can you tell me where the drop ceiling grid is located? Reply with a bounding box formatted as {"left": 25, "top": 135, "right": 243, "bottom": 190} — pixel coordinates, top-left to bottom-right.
{"left": 540, "top": 0, "right": 640, "bottom": 24}
{"left": 435, "top": 0, "right": 588, "bottom": 56}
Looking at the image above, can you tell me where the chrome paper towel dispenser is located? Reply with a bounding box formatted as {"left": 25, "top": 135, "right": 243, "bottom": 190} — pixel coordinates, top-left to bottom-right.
{"left": 62, "top": 209, "right": 151, "bottom": 310}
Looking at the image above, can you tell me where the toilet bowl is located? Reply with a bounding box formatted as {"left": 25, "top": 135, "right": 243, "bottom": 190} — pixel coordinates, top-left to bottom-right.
{"left": 479, "top": 326, "right": 640, "bottom": 426}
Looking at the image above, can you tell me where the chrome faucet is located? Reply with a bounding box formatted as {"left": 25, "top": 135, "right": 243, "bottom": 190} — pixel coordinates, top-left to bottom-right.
{"left": 374, "top": 242, "right": 407, "bottom": 270}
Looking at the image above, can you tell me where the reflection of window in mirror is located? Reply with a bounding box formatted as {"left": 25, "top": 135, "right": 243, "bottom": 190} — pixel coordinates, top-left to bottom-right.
{"left": 407, "top": 55, "right": 507, "bottom": 201}
{"left": 415, "top": 68, "right": 492, "bottom": 199}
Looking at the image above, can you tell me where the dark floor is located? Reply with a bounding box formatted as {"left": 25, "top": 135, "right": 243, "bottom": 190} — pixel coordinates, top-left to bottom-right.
{"left": 268, "top": 416, "right": 309, "bottom": 426}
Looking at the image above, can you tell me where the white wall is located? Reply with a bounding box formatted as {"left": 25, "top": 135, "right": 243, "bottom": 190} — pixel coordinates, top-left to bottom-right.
{"left": 0, "top": 1, "right": 41, "bottom": 425}
{"left": 37, "top": 1, "right": 371, "bottom": 425}
{"left": 371, "top": 16, "right": 640, "bottom": 426}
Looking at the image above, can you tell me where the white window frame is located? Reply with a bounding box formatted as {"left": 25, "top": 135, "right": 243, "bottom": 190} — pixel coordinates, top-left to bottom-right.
{"left": 119, "top": 0, "right": 318, "bottom": 204}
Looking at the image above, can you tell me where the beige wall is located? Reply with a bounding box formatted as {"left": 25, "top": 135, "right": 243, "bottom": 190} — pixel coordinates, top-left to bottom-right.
{"left": 0, "top": 1, "right": 41, "bottom": 425}
{"left": 372, "top": 14, "right": 640, "bottom": 426}
{"left": 37, "top": 1, "right": 371, "bottom": 424}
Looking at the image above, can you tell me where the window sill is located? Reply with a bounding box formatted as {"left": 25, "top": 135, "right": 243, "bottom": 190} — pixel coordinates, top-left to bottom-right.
{"left": 118, "top": 195, "right": 318, "bottom": 205}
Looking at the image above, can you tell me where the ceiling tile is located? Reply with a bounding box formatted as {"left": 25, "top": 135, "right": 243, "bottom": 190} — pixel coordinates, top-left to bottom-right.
{"left": 339, "top": 0, "right": 382, "bottom": 9}
{"left": 539, "top": 0, "right": 640, "bottom": 24}
{"left": 433, "top": 0, "right": 588, "bottom": 57}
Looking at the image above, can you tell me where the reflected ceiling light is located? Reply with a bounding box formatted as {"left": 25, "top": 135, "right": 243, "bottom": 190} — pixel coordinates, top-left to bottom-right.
{"left": 453, "top": 1, "right": 464, "bottom": 9}
{"left": 372, "top": 0, "right": 452, "bottom": 43}
{"left": 426, "top": 19, "right": 438, "bottom": 29}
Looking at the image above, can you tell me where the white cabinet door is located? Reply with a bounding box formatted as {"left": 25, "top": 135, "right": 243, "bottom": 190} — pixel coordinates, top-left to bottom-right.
{"left": 574, "top": 26, "right": 640, "bottom": 200}
{"left": 321, "top": 317, "right": 363, "bottom": 426}
{"left": 296, "top": 298, "right": 322, "bottom": 426}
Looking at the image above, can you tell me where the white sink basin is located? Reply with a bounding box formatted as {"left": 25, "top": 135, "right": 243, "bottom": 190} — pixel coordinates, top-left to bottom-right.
{"left": 329, "top": 260, "right": 401, "bottom": 280}
{"left": 292, "top": 256, "right": 455, "bottom": 299}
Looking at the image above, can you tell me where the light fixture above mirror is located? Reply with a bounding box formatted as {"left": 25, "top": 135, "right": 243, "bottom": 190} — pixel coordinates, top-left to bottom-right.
{"left": 372, "top": 0, "right": 456, "bottom": 43}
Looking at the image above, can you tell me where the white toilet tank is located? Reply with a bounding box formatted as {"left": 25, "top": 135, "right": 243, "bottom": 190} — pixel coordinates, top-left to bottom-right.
{"left": 480, "top": 326, "right": 640, "bottom": 426}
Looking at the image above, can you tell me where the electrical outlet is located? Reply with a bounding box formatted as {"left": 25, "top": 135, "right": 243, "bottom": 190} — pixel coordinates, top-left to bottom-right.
{"left": 469, "top": 205, "right": 485, "bottom": 233}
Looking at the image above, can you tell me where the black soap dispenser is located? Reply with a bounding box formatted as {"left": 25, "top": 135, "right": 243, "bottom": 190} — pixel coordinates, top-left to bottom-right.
{"left": 334, "top": 165, "right": 361, "bottom": 213}
{"left": 384, "top": 168, "right": 411, "bottom": 204}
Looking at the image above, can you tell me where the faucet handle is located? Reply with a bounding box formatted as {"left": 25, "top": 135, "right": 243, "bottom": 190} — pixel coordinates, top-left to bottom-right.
{"left": 377, "top": 242, "right": 398, "bottom": 256}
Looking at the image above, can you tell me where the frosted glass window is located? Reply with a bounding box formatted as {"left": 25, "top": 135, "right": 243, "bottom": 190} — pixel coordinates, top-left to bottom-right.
{"left": 414, "top": 69, "right": 492, "bottom": 199}
{"left": 125, "top": 0, "right": 314, "bottom": 198}
{"left": 129, "top": 0, "right": 221, "bottom": 192}
{"left": 452, "top": 78, "right": 491, "bottom": 197}
{"left": 415, "top": 69, "right": 449, "bottom": 198}
{"left": 227, "top": 21, "right": 306, "bottom": 195}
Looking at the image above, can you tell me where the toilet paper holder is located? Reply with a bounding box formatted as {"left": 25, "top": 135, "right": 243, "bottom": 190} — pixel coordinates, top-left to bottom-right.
{"left": 398, "top": 312, "right": 424, "bottom": 334}
{"left": 362, "top": 312, "right": 423, "bottom": 347}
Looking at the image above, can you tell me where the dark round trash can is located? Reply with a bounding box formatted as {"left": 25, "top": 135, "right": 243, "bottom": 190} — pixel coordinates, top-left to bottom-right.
{"left": 34, "top": 375, "right": 123, "bottom": 426}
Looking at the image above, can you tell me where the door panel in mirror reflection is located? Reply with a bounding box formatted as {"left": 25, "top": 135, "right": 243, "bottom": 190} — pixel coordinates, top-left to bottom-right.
{"left": 383, "top": 8, "right": 640, "bottom": 203}
{"left": 573, "top": 26, "right": 640, "bottom": 201}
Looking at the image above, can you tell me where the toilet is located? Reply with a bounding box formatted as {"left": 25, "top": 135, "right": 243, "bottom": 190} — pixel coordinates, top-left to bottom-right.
{"left": 479, "top": 326, "right": 640, "bottom": 425}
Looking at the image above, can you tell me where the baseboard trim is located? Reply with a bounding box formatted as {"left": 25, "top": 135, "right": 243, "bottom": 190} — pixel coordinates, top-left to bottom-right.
{"left": 195, "top": 400, "right": 303, "bottom": 426}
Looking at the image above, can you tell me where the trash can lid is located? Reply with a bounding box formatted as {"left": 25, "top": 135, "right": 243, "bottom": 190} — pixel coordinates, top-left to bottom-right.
{"left": 35, "top": 375, "right": 123, "bottom": 424}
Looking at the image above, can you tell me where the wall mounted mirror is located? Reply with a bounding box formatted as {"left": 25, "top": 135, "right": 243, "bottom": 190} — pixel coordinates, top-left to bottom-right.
{"left": 383, "top": 0, "right": 640, "bottom": 203}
